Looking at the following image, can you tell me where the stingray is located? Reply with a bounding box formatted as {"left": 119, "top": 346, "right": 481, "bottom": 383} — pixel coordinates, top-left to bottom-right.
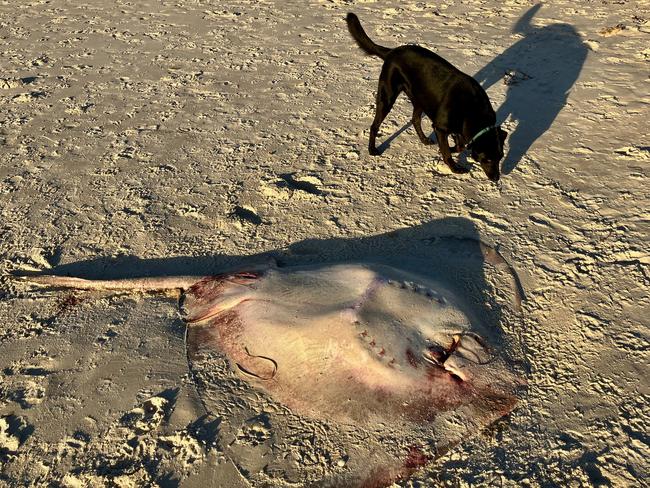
{"left": 17, "top": 259, "right": 524, "bottom": 487}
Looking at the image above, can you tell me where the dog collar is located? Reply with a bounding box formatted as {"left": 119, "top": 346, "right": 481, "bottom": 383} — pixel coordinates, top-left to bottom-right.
{"left": 467, "top": 125, "right": 495, "bottom": 148}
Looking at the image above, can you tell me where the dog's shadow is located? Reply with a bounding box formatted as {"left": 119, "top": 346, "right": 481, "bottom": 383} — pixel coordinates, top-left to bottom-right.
{"left": 376, "top": 121, "right": 413, "bottom": 155}
{"left": 474, "top": 3, "right": 588, "bottom": 174}
{"left": 377, "top": 123, "right": 473, "bottom": 171}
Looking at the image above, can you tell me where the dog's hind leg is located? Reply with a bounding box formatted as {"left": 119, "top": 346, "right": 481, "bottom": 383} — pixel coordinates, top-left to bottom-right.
{"left": 412, "top": 106, "right": 433, "bottom": 145}
{"left": 368, "top": 68, "right": 401, "bottom": 155}
{"left": 435, "top": 128, "right": 469, "bottom": 174}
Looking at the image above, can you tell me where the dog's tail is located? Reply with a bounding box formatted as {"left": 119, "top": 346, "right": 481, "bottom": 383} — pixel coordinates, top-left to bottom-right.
{"left": 346, "top": 13, "right": 391, "bottom": 60}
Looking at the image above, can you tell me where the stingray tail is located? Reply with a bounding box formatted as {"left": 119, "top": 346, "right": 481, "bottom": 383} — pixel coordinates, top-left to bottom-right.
{"left": 346, "top": 13, "right": 391, "bottom": 59}
{"left": 12, "top": 273, "right": 202, "bottom": 292}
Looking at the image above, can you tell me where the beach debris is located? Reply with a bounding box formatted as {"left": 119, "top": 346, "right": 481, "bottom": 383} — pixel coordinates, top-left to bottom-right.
{"left": 599, "top": 23, "right": 627, "bottom": 37}
{"left": 503, "top": 69, "right": 532, "bottom": 85}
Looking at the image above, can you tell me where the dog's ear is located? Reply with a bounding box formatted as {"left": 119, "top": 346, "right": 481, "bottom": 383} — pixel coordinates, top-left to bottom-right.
{"left": 499, "top": 128, "right": 508, "bottom": 144}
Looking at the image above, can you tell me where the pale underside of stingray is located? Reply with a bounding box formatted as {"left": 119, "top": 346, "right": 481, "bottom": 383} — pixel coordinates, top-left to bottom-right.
{"left": 18, "top": 261, "right": 524, "bottom": 487}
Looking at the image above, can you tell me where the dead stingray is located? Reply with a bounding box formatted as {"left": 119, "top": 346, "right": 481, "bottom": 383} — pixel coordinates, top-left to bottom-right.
{"left": 18, "top": 260, "right": 524, "bottom": 487}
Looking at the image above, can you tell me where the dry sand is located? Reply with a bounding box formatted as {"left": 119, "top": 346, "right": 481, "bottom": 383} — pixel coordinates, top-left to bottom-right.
{"left": 1, "top": 0, "right": 648, "bottom": 486}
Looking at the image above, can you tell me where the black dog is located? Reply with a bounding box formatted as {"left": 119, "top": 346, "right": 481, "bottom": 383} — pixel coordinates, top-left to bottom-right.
{"left": 346, "top": 13, "right": 507, "bottom": 182}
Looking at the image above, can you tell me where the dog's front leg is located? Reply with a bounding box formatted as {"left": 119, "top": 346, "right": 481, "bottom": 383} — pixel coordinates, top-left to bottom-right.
{"left": 450, "top": 134, "right": 465, "bottom": 153}
{"left": 435, "top": 129, "right": 470, "bottom": 174}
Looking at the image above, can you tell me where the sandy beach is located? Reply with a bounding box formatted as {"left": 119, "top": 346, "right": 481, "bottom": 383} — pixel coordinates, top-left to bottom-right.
{"left": 1, "top": 1, "right": 648, "bottom": 486}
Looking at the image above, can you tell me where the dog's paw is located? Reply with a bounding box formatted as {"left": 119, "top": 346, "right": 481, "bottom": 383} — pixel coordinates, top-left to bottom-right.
{"left": 368, "top": 146, "right": 381, "bottom": 156}
{"left": 446, "top": 161, "right": 471, "bottom": 174}
{"left": 421, "top": 138, "right": 434, "bottom": 146}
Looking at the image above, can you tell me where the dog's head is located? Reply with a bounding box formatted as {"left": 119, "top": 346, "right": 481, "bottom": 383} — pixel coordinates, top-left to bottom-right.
{"left": 470, "top": 127, "right": 507, "bottom": 182}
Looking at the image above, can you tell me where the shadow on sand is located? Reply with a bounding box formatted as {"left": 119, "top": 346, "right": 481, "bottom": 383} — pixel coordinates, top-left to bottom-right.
{"left": 474, "top": 3, "right": 588, "bottom": 174}
{"left": 27, "top": 217, "right": 525, "bottom": 349}
{"left": 376, "top": 121, "right": 413, "bottom": 154}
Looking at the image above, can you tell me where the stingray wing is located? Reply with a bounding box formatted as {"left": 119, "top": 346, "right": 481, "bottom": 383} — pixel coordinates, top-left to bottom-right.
{"left": 183, "top": 265, "right": 520, "bottom": 427}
